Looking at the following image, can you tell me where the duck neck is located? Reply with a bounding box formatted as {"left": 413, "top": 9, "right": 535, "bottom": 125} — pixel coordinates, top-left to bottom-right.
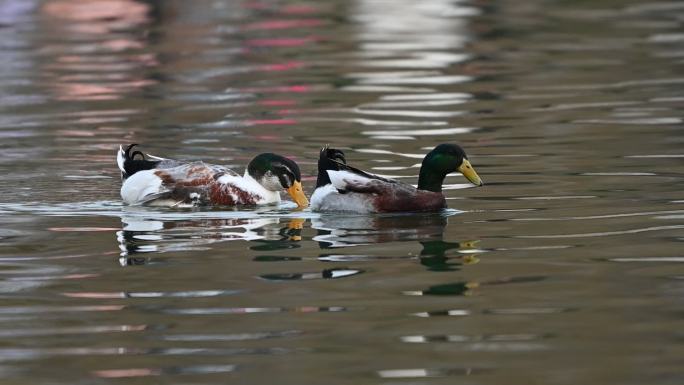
{"left": 417, "top": 165, "right": 447, "bottom": 193}
{"left": 316, "top": 169, "right": 331, "bottom": 188}
{"left": 316, "top": 157, "right": 338, "bottom": 188}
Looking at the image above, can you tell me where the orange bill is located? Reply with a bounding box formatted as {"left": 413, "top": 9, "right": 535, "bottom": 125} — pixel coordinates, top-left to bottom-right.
{"left": 287, "top": 181, "right": 309, "bottom": 208}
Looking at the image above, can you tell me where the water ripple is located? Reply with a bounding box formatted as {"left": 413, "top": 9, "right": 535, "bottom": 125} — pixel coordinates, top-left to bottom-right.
{"left": 62, "top": 290, "right": 240, "bottom": 299}
{"left": 160, "top": 330, "right": 301, "bottom": 342}
{"left": 93, "top": 364, "right": 236, "bottom": 378}
{"left": 607, "top": 257, "right": 684, "bottom": 263}
{"left": 0, "top": 325, "right": 147, "bottom": 338}
{"left": 355, "top": 108, "right": 465, "bottom": 118}
{"left": 512, "top": 210, "right": 684, "bottom": 222}
{"left": 258, "top": 268, "right": 364, "bottom": 281}
{"left": 0, "top": 0, "right": 682, "bottom": 382}
{"left": 0, "top": 305, "right": 125, "bottom": 314}
{"left": 517, "top": 225, "right": 684, "bottom": 239}
{"left": 412, "top": 309, "right": 470, "bottom": 318}
{"left": 165, "top": 306, "right": 347, "bottom": 315}
{"left": 378, "top": 367, "right": 484, "bottom": 378}
{"left": 363, "top": 127, "right": 475, "bottom": 136}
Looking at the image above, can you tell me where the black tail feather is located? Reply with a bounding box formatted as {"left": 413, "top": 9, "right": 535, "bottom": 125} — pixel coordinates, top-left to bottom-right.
{"left": 120, "top": 144, "right": 161, "bottom": 179}
{"left": 316, "top": 146, "right": 347, "bottom": 188}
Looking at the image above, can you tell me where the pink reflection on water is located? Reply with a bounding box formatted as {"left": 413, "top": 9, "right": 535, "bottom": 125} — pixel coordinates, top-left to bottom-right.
{"left": 258, "top": 99, "right": 297, "bottom": 106}
{"left": 56, "top": 129, "right": 96, "bottom": 137}
{"left": 52, "top": 84, "right": 119, "bottom": 100}
{"left": 259, "top": 61, "right": 305, "bottom": 72}
{"left": 246, "top": 119, "right": 297, "bottom": 126}
{"left": 254, "top": 135, "right": 280, "bottom": 141}
{"left": 40, "top": 0, "right": 155, "bottom": 101}
{"left": 53, "top": 79, "right": 156, "bottom": 101}
{"left": 94, "top": 368, "right": 162, "bottom": 378}
{"left": 275, "top": 109, "right": 298, "bottom": 116}
{"left": 101, "top": 39, "right": 144, "bottom": 51}
{"left": 242, "top": 85, "right": 311, "bottom": 93}
{"left": 42, "top": 0, "right": 149, "bottom": 34}
{"left": 243, "top": 19, "right": 324, "bottom": 30}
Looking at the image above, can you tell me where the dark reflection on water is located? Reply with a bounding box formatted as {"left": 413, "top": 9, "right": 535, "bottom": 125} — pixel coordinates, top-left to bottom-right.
{"left": 0, "top": 0, "right": 684, "bottom": 384}
{"left": 258, "top": 268, "right": 364, "bottom": 281}
{"left": 314, "top": 212, "right": 482, "bottom": 272}
{"left": 312, "top": 212, "right": 457, "bottom": 247}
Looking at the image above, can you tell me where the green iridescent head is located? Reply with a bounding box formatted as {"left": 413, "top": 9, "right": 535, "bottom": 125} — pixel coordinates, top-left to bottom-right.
{"left": 417, "top": 144, "right": 483, "bottom": 192}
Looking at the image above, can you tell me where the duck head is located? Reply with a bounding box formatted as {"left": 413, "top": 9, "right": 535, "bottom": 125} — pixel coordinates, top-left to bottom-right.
{"left": 418, "top": 144, "right": 483, "bottom": 192}
{"left": 248, "top": 153, "right": 309, "bottom": 208}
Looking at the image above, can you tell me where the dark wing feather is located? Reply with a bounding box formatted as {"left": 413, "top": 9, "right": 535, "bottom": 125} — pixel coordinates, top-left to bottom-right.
{"left": 119, "top": 144, "right": 201, "bottom": 180}
{"left": 331, "top": 158, "right": 398, "bottom": 184}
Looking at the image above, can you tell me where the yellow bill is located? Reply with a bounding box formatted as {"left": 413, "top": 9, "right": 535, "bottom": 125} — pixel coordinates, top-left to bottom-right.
{"left": 458, "top": 159, "right": 484, "bottom": 186}
{"left": 287, "top": 181, "right": 309, "bottom": 208}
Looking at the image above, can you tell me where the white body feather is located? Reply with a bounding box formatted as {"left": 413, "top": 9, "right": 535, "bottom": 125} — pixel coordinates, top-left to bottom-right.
{"left": 116, "top": 145, "right": 126, "bottom": 176}
{"left": 327, "top": 170, "right": 370, "bottom": 191}
{"left": 120, "top": 170, "right": 169, "bottom": 205}
{"left": 310, "top": 171, "right": 375, "bottom": 213}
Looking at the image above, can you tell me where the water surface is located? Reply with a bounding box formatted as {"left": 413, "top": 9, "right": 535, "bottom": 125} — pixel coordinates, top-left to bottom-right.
{"left": 1, "top": 0, "right": 683, "bottom": 384}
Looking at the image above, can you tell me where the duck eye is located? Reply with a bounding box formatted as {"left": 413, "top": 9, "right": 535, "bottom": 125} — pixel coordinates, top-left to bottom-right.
{"left": 278, "top": 172, "right": 293, "bottom": 188}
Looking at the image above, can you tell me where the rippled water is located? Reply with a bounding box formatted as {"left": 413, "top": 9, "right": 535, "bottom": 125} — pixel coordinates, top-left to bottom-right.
{"left": 1, "top": 0, "right": 683, "bottom": 383}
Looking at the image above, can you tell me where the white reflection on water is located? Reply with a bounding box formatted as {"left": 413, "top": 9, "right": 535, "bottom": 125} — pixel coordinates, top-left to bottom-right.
{"left": 378, "top": 367, "right": 479, "bottom": 378}
{"left": 352, "top": 0, "right": 476, "bottom": 67}
{"left": 348, "top": 0, "right": 478, "bottom": 143}
{"left": 62, "top": 290, "right": 239, "bottom": 299}
{"left": 363, "top": 127, "right": 475, "bottom": 136}
{"left": 355, "top": 108, "right": 466, "bottom": 117}
{"left": 117, "top": 215, "right": 306, "bottom": 259}
{"left": 400, "top": 333, "right": 549, "bottom": 351}
{"left": 608, "top": 257, "right": 684, "bottom": 263}
{"left": 0, "top": 325, "right": 146, "bottom": 338}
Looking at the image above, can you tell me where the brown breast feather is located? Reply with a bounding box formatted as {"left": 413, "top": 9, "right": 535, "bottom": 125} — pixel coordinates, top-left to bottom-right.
{"left": 343, "top": 179, "right": 446, "bottom": 213}
{"left": 154, "top": 165, "right": 260, "bottom": 206}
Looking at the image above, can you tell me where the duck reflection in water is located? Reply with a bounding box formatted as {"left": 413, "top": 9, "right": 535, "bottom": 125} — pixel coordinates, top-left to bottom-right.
{"left": 248, "top": 218, "right": 304, "bottom": 251}
{"left": 116, "top": 214, "right": 305, "bottom": 266}
{"left": 312, "top": 213, "right": 480, "bottom": 272}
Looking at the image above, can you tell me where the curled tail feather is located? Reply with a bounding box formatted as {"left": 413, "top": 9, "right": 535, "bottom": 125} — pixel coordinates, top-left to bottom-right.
{"left": 315, "top": 146, "right": 347, "bottom": 188}
{"left": 117, "top": 144, "right": 161, "bottom": 180}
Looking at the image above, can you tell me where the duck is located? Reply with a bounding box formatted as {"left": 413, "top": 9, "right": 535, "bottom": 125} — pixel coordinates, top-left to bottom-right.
{"left": 310, "top": 143, "right": 483, "bottom": 213}
{"left": 117, "top": 144, "right": 309, "bottom": 208}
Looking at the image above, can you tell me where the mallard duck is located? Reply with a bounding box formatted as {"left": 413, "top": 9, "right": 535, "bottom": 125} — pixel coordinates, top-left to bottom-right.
{"left": 117, "top": 144, "right": 308, "bottom": 208}
{"left": 310, "top": 143, "right": 483, "bottom": 213}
